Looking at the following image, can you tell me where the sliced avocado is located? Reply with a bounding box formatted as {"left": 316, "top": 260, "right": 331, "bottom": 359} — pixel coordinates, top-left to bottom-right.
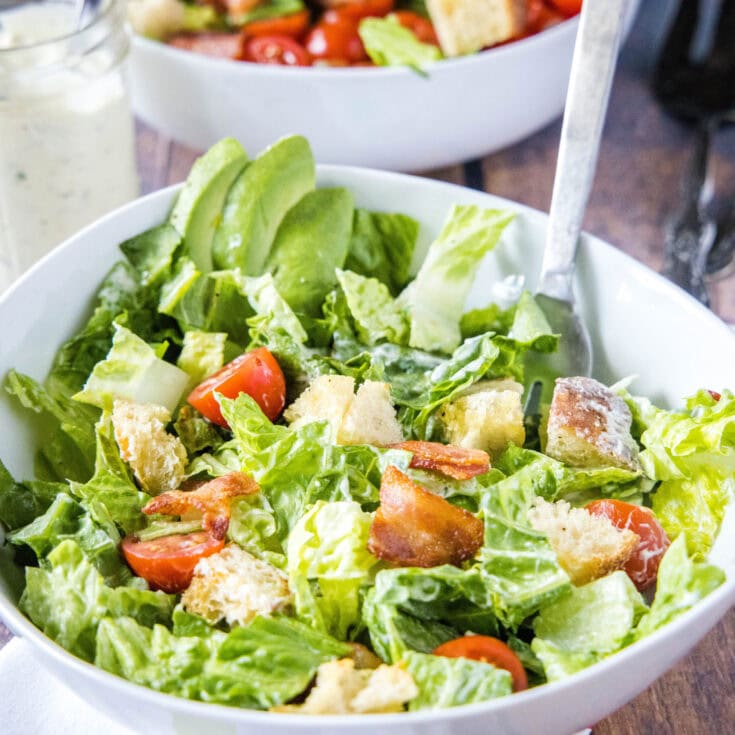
{"left": 267, "top": 187, "right": 355, "bottom": 317}
{"left": 212, "top": 135, "right": 316, "bottom": 275}
{"left": 169, "top": 138, "right": 248, "bottom": 273}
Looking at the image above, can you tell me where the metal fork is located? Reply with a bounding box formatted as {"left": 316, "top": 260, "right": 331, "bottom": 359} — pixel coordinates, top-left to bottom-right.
{"left": 653, "top": 0, "right": 735, "bottom": 305}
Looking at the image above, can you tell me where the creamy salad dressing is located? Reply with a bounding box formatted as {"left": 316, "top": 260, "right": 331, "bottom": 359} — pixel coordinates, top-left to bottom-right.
{"left": 0, "top": 2, "right": 139, "bottom": 292}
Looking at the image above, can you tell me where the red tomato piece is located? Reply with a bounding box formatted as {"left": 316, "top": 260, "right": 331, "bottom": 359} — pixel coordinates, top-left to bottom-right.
{"left": 121, "top": 532, "right": 224, "bottom": 593}
{"left": 242, "top": 9, "right": 310, "bottom": 39}
{"left": 586, "top": 499, "right": 671, "bottom": 591}
{"left": 336, "top": 0, "right": 395, "bottom": 20}
{"left": 168, "top": 32, "right": 243, "bottom": 59}
{"left": 241, "top": 34, "right": 312, "bottom": 65}
{"left": 434, "top": 636, "right": 528, "bottom": 692}
{"left": 547, "top": 0, "right": 583, "bottom": 18}
{"left": 304, "top": 14, "right": 367, "bottom": 62}
{"left": 187, "top": 347, "right": 286, "bottom": 426}
{"left": 391, "top": 10, "right": 439, "bottom": 45}
{"left": 707, "top": 389, "right": 722, "bottom": 402}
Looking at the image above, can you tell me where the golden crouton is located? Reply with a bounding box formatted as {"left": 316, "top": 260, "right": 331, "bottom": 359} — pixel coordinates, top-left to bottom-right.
{"left": 426, "top": 0, "right": 526, "bottom": 57}
{"left": 273, "top": 658, "right": 418, "bottom": 714}
{"left": 528, "top": 498, "right": 639, "bottom": 586}
{"left": 545, "top": 377, "right": 640, "bottom": 471}
{"left": 182, "top": 544, "right": 291, "bottom": 627}
{"left": 439, "top": 378, "right": 525, "bottom": 458}
{"left": 111, "top": 399, "right": 187, "bottom": 494}
{"left": 284, "top": 375, "right": 403, "bottom": 446}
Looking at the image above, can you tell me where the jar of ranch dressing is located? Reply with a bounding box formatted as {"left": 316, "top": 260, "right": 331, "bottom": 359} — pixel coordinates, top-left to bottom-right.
{"left": 0, "top": 0, "right": 139, "bottom": 293}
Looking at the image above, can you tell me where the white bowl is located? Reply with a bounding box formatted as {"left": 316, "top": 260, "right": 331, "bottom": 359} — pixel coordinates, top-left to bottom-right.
{"left": 129, "top": 3, "right": 639, "bottom": 172}
{"left": 1, "top": 166, "right": 734, "bottom": 735}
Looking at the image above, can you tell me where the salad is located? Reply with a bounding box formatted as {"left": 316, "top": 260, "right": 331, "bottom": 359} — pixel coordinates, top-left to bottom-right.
{"left": 0, "top": 135, "right": 732, "bottom": 715}
{"left": 127, "top": 0, "right": 580, "bottom": 69}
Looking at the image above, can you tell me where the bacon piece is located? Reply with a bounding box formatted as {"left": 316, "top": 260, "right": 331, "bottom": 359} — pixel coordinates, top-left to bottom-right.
{"left": 168, "top": 33, "right": 243, "bottom": 60}
{"left": 143, "top": 472, "right": 259, "bottom": 540}
{"left": 391, "top": 441, "right": 490, "bottom": 480}
{"left": 368, "top": 466, "right": 484, "bottom": 568}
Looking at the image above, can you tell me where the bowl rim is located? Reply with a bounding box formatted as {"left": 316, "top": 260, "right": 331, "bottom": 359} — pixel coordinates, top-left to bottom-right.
{"left": 130, "top": 12, "right": 579, "bottom": 79}
{"left": 1, "top": 167, "right": 733, "bottom": 726}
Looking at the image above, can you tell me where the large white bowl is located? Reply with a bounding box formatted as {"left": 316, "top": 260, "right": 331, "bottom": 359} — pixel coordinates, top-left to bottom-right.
{"left": 129, "top": 4, "right": 639, "bottom": 172}
{"left": 1, "top": 166, "right": 734, "bottom": 735}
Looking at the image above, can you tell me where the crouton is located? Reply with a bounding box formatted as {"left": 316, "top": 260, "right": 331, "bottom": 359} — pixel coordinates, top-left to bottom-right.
{"left": 112, "top": 399, "right": 187, "bottom": 494}
{"left": 274, "top": 658, "right": 418, "bottom": 714}
{"left": 284, "top": 375, "right": 403, "bottom": 446}
{"left": 426, "top": 0, "right": 526, "bottom": 57}
{"left": 439, "top": 378, "right": 525, "bottom": 459}
{"left": 527, "top": 498, "right": 639, "bottom": 586}
{"left": 127, "top": 0, "right": 185, "bottom": 39}
{"left": 181, "top": 544, "right": 291, "bottom": 627}
{"left": 545, "top": 377, "right": 640, "bottom": 471}
{"left": 341, "top": 380, "right": 403, "bottom": 446}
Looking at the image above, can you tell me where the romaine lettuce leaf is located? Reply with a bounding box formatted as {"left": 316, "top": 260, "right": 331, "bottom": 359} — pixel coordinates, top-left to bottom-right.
{"left": 634, "top": 535, "right": 725, "bottom": 640}
{"left": 95, "top": 614, "right": 349, "bottom": 708}
{"left": 242, "top": 273, "right": 308, "bottom": 343}
{"left": 73, "top": 323, "right": 189, "bottom": 413}
{"left": 336, "top": 269, "right": 409, "bottom": 346}
{"left": 403, "top": 651, "right": 512, "bottom": 710}
{"left": 228, "top": 493, "right": 285, "bottom": 568}
{"left": 8, "top": 492, "right": 132, "bottom": 587}
{"left": 4, "top": 370, "right": 99, "bottom": 483}
{"left": 173, "top": 405, "right": 225, "bottom": 455}
{"left": 21, "top": 540, "right": 173, "bottom": 661}
{"left": 344, "top": 209, "right": 419, "bottom": 296}
{"left": 0, "top": 459, "right": 64, "bottom": 531}
{"left": 629, "top": 389, "right": 735, "bottom": 557}
{"left": 359, "top": 16, "right": 442, "bottom": 70}
{"left": 176, "top": 330, "right": 227, "bottom": 388}
{"left": 397, "top": 206, "right": 514, "bottom": 353}
{"left": 120, "top": 224, "right": 181, "bottom": 287}
{"left": 287, "top": 500, "right": 379, "bottom": 638}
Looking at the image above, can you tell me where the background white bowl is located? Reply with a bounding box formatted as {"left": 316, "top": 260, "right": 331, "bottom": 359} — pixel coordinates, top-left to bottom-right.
{"left": 129, "top": 3, "right": 639, "bottom": 172}
{"left": 1, "top": 166, "right": 734, "bottom": 734}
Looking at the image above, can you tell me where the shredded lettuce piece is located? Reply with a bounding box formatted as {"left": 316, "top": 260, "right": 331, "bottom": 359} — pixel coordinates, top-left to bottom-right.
{"left": 359, "top": 16, "right": 442, "bottom": 71}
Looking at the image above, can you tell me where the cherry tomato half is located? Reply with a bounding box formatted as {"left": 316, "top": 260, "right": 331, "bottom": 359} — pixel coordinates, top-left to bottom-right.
{"left": 547, "top": 0, "right": 583, "bottom": 18}
{"left": 187, "top": 347, "right": 287, "bottom": 426}
{"left": 305, "top": 13, "right": 367, "bottom": 63}
{"left": 242, "top": 9, "right": 310, "bottom": 39}
{"left": 434, "top": 636, "right": 528, "bottom": 692}
{"left": 586, "top": 499, "right": 671, "bottom": 591}
{"left": 391, "top": 11, "right": 439, "bottom": 46}
{"left": 241, "top": 34, "right": 311, "bottom": 65}
{"left": 121, "top": 532, "right": 224, "bottom": 593}
{"left": 707, "top": 389, "right": 722, "bottom": 402}
{"left": 336, "top": 0, "right": 395, "bottom": 20}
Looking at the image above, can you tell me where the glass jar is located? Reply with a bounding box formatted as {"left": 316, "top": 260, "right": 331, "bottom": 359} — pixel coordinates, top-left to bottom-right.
{"left": 0, "top": 0, "right": 139, "bottom": 293}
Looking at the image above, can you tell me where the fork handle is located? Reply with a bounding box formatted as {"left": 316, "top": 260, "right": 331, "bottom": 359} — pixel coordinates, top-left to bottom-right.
{"left": 661, "top": 120, "right": 717, "bottom": 306}
{"left": 537, "top": 0, "right": 629, "bottom": 302}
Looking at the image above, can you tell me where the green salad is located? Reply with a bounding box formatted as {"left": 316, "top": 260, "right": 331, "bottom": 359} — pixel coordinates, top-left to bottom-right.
{"left": 1, "top": 135, "right": 733, "bottom": 714}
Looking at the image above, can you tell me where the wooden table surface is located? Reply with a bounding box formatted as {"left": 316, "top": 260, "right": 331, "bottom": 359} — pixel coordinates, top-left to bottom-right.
{"left": 2, "top": 1, "right": 734, "bottom": 733}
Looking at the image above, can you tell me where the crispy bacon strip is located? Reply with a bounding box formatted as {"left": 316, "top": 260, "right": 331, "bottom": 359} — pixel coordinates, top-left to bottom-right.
{"left": 391, "top": 441, "right": 490, "bottom": 480}
{"left": 168, "top": 33, "right": 243, "bottom": 60}
{"left": 143, "top": 471, "right": 259, "bottom": 540}
{"left": 368, "top": 466, "right": 484, "bottom": 568}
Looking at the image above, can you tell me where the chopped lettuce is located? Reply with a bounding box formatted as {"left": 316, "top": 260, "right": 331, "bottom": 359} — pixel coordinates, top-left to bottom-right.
{"left": 73, "top": 323, "right": 189, "bottom": 413}
{"left": 119, "top": 224, "right": 181, "bottom": 287}
{"left": 336, "top": 269, "right": 409, "bottom": 346}
{"left": 403, "top": 651, "right": 512, "bottom": 710}
{"left": 242, "top": 273, "right": 308, "bottom": 343}
{"left": 398, "top": 206, "right": 514, "bottom": 353}
{"left": 634, "top": 535, "right": 725, "bottom": 640}
{"left": 96, "top": 614, "right": 349, "bottom": 708}
{"left": 359, "top": 16, "right": 442, "bottom": 71}
{"left": 344, "top": 209, "right": 419, "bottom": 296}
{"left": 21, "top": 540, "right": 173, "bottom": 662}
{"left": 176, "top": 330, "right": 227, "bottom": 388}
{"left": 0, "top": 459, "right": 64, "bottom": 531}
{"left": 287, "top": 500, "right": 379, "bottom": 638}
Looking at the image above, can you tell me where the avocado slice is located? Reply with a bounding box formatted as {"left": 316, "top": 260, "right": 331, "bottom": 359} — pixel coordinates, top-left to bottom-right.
{"left": 169, "top": 138, "right": 248, "bottom": 273}
{"left": 212, "top": 135, "right": 316, "bottom": 275}
{"left": 267, "top": 187, "right": 355, "bottom": 317}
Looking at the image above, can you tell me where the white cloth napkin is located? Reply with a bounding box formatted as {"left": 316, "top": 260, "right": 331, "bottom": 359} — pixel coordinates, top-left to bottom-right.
{"left": 0, "top": 637, "right": 137, "bottom": 735}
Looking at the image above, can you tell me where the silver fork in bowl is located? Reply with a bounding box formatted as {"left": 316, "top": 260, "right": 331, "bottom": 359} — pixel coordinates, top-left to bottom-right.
{"left": 529, "top": 0, "right": 630, "bottom": 401}
{"left": 653, "top": 0, "right": 735, "bottom": 304}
